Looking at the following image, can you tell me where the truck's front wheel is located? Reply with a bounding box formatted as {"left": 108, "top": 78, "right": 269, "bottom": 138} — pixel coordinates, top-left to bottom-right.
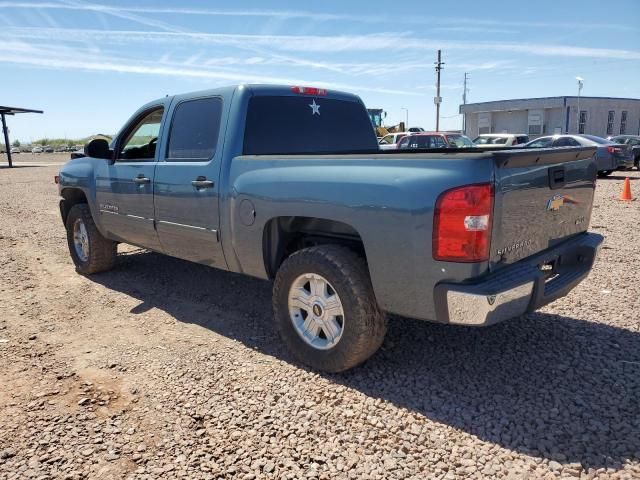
{"left": 272, "top": 245, "right": 387, "bottom": 372}
{"left": 65, "top": 204, "right": 117, "bottom": 274}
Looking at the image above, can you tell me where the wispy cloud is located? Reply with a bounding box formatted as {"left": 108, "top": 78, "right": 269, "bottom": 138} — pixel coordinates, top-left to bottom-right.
{"left": 56, "top": 0, "right": 188, "bottom": 32}
{"left": 0, "top": 2, "right": 633, "bottom": 31}
{"left": 0, "top": 40, "right": 418, "bottom": 96}
{"left": 6, "top": 27, "right": 640, "bottom": 61}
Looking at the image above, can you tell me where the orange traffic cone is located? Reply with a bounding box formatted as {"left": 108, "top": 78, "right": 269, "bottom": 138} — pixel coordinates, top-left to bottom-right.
{"left": 619, "top": 177, "right": 633, "bottom": 201}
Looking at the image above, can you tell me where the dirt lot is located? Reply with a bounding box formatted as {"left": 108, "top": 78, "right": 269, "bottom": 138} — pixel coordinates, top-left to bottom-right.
{"left": 1, "top": 153, "right": 639, "bottom": 479}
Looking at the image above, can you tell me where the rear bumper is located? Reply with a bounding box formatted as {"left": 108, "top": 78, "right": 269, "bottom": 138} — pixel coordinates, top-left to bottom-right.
{"left": 616, "top": 156, "right": 635, "bottom": 169}
{"left": 434, "top": 232, "right": 603, "bottom": 326}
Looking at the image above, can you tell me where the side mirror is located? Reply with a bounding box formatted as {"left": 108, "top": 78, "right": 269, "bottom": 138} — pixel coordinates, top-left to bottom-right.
{"left": 84, "top": 138, "right": 112, "bottom": 161}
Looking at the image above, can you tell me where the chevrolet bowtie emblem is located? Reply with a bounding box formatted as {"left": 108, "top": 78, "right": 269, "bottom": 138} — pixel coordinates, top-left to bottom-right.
{"left": 547, "top": 194, "right": 578, "bottom": 211}
{"left": 547, "top": 195, "right": 565, "bottom": 211}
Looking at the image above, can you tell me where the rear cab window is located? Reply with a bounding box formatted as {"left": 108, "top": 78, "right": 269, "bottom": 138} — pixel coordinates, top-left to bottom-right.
{"left": 243, "top": 95, "right": 377, "bottom": 155}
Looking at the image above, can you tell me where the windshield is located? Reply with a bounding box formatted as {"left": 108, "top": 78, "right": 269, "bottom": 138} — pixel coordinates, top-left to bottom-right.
{"left": 446, "top": 134, "right": 473, "bottom": 147}
{"left": 473, "top": 136, "right": 508, "bottom": 145}
{"left": 525, "top": 137, "right": 553, "bottom": 148}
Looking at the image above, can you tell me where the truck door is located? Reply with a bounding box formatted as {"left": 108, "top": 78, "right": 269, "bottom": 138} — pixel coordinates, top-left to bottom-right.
{"left": 153, "top": 96, "right": 227, "bottom": 268}
{"left": 95, "top": 106, "right": 165, "bottom": 250}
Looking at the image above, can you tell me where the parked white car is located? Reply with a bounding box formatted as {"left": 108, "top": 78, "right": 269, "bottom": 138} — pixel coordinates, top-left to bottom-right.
{"left": 378, "top": 132, "right": 412, "bottom": 150}
{"left": 473, "top": 133, "right": 529, "bottom": 148}
{"left": 31, "top": 146, "right": 43, "bottom": 153}
{"left": 10, "top": 146, "right": 21, "bottom": 154}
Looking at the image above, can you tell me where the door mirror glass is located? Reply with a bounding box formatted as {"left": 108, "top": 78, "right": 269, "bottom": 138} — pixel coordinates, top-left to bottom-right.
{"left": 84, "top": 138, "right": 111, "bottom": 160}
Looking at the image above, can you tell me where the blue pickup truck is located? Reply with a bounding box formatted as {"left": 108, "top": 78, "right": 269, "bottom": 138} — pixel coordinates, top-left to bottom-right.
{"left": 58, "top": 84, "right": 603, "bottom": 372}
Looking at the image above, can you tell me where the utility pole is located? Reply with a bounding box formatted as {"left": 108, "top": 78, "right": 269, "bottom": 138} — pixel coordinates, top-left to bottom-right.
{"left": 434, "top": 50, "right": 444, "bottom": 132}
{"left": 462, "top": 72, "right": 469, "bottom": 135}
{"left": 400, "top": 107, "right": 408, "bottom": 130}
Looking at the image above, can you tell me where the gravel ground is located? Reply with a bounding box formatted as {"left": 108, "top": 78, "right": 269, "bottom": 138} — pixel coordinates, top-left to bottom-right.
{"left": 1, "top": 155, "right": 639, "bottom": 479}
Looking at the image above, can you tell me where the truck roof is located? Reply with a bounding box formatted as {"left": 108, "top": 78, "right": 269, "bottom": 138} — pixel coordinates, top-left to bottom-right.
{"left": 143, "top": 84, "right": 363, "bottom": 110}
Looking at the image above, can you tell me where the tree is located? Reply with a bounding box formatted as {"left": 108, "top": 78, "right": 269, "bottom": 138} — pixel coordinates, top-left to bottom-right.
{"left": 12, "top": 139, "right": 20, "bottom": 147}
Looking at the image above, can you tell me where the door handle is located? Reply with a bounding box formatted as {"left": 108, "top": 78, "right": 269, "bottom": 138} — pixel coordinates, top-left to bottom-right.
{"left": 191, "top": 176, "right": 214, "bottom": 189}
{"left": 133, "top": 175, "right": 150, "bottom": 185}
{"left": 548, "top": 166, "right": 565, "bottom": 190}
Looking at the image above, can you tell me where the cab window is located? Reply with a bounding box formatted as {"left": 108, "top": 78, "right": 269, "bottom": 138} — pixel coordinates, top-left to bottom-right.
{"left": 554, "top": 137, "right": 580, "bottom": 147}
{"left": 118, "top": 107, "right": 164, "bottom": 161}
{"left": 166, "top": 97, "right": 223, "bottom": 161}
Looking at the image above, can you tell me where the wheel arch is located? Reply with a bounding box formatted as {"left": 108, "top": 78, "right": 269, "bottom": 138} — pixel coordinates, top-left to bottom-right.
{"left": 262, "top": 216, "right": 368, "bottom": 279}
{"left": 59, "top": 187, "right": 89, "bottom": 225}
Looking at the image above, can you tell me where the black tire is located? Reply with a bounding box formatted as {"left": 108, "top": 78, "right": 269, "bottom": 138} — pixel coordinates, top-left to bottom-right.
{"left": 272, "top": 245, "right": 387, "bottom": 372}
{"left": 65, "top": 203, "right": 117, "bottom": 274}
{"left": 597, "top": 170, "right": 612, "bottom": 178}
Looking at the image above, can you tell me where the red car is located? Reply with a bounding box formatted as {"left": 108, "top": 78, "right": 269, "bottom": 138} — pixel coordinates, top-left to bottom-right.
{"left": 397, "top": 132, "right": 474, "bottom": 149}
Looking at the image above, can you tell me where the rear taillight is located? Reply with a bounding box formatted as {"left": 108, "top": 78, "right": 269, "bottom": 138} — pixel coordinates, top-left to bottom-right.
{"left": 291, "top": 86, "right": 327, "bottom": 96}
{"left": 433, "top": 183, "right": 494, "bottom": 262}
{"left": 607, "top": 146, "right": 622, "bottom": 154}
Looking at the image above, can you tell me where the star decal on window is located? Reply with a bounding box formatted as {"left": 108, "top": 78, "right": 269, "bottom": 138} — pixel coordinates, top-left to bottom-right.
{"left": 309, "top": 100, "right": 321, "bottom": 116}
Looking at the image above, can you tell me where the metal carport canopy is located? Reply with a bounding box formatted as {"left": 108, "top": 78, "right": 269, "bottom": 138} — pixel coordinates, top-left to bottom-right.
{"left": 1, "top": 105, "right": 44, "bottom": 168}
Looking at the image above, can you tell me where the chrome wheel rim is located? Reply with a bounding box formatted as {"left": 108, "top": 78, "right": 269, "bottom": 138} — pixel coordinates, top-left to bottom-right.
{"left": 288, "top": 273, "right": 345, "bottom": 350}
{"left": 73, "top": 219, "right": 90, "bottom": 262}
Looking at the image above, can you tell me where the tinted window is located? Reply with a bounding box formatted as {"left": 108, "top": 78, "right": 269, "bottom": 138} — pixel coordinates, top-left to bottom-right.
{"left": 167, "top": 97, "right": 223, "bottom": 161}
{"left": 243, "top": 96, "right": 377, "bottom": 155}
{"left": 581, "top": 134, "right": 611, "bottom": 145}
{"left": 403, "top": 135, "right": 447, "bottom": 149}
{"left": 554, "top": 137, "right": 580, "bottom": 147}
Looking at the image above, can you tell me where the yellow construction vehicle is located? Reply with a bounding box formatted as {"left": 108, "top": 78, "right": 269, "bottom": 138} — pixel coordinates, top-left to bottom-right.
{"left": 367, "top": 109, "right": 405, "bottom": 138}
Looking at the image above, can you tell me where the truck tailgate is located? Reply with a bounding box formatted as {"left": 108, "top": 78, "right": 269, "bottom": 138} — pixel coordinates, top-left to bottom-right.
{"left": 490, "top": 147, "right": 598, "bottom": 270}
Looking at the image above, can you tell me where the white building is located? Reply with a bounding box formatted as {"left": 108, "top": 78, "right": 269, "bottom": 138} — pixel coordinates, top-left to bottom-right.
{"left": 460, "top": 96, "right": 640, "bottom": 139}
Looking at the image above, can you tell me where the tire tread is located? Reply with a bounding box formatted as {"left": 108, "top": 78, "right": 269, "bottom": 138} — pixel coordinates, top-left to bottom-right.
{"left": 66, "top": 204, "right": 116, "bottom": 274}
{"left": 273, "top": 245, "right": 387, "bottom": 372}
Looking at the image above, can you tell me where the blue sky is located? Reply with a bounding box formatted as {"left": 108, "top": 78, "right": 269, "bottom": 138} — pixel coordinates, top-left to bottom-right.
{"left": 1, "top": 0, "right": 639, "bottom": 142}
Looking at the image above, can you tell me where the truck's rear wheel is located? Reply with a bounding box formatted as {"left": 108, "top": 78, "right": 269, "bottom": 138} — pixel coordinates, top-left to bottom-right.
{"left": 273, "top": 245, "right": 387, "bottom": 372}
{"left": 65, "top": 204, "right": 117, "bottom": 274}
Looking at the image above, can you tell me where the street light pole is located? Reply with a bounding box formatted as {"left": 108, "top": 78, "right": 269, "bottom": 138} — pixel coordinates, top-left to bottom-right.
{"left": 576, "top": 76, "right": 584, "bottom": 134}
{"left": 400, "top": 108, "right": 408, "bottom": 130}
